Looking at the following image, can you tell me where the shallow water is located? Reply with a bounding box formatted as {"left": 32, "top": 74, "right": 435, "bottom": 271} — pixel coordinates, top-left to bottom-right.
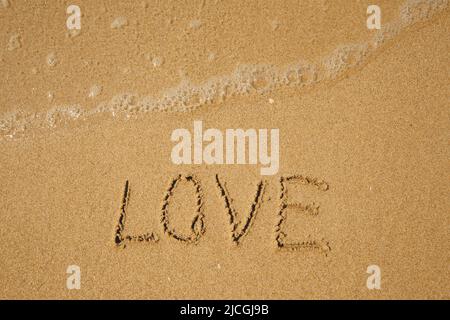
{"left": 0, "top": 0, "right": 448, "bottom": 141}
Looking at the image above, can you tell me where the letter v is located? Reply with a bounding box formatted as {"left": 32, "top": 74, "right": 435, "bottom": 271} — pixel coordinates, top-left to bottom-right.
{"left": 215, "top": 174, "right": 265, "bottom": 245}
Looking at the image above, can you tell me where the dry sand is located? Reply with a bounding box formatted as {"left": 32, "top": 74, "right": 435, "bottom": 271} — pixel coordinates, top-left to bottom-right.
{"left": 0, "top": 0, "right": 449, "bottom": 299}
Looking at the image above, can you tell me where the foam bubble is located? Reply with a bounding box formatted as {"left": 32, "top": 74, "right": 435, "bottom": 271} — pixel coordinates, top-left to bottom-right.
{"left": 189, "top": 19, "right": 202, "bottom": 29}
{"left": 47, "top": 91, "right": 54, "bottom": 102}
{"left": 88, "top": 85, "right": 103, "bottom": 98}
{"left": 207, "top": 52, "right": 216, "bottom": 61}
{"left": 270, "top": 20, "right": 280, "bottom": 31}
{"left": 46, "top": 52, "right": 58, "bottom": 67}
{"left": 111, "top": 17, "right": 128, "bottom": 29}
{"left": 7, "top": 34, "right": 21, "bottom": 51}
{"left": 322, "top": 43, "right": 370, "bottom": 79}
{"left": 152, "top": 56, "right": 164, "bottom": 68}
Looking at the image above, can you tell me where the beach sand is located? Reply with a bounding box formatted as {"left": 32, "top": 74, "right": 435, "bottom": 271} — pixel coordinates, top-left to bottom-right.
{"left": 0, "top": 0, "right": 449, "bottom": 299}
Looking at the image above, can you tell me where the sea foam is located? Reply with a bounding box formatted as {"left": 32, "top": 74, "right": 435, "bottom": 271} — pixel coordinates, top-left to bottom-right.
{"left": 0, "top": 0, "right": 448, "bottom": 141}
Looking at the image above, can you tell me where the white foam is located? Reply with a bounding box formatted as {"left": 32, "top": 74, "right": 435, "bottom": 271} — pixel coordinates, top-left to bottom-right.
{"left": 46, "top": 52, "right": 58, "bottom": 67}
{"left": 7, "top": 34, "right": 21, "bottom": 51}
{"left": 88, "top": 85, "right": 103, "bottom": 98}
{"left": 0, "top": 0, "right": 447, "bottom": 141}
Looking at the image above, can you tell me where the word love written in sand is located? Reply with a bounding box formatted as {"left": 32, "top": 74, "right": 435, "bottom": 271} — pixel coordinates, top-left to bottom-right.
{"left": 114, "top": 174, "right": 331, "bottom": 255}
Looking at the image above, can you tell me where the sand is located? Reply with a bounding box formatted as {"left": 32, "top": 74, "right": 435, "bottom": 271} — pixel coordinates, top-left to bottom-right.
{"left": 0, "top": 0, "right": 449, "bottom": 299}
